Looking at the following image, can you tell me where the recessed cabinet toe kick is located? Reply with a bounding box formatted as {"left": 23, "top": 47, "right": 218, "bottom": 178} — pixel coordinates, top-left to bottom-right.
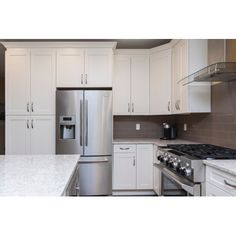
{"left": 56, "top": 89, "right": 112, "bottom": 196}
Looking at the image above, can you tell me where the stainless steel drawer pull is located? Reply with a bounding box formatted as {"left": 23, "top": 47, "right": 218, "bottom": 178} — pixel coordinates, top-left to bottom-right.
{"left": 132, "top": 103, "right": 134, "bottom": 112}
{"left": 120, "top": 147, "right": 130, "bottom": 150}
{"left": 128, "top": 103, "right": 130, "bottom": 112}
{"left": 31, "top": 120, "right": 34, "bottom": 129}
{"left": 85, "top": 74, "right": 88, "bottom": 84}
{"left": 168, "top": 101, "right": 170, "bottom": 111}
{"left": 27, "top": 103, "right": 29, "bottom": 112}
{"left": 81, "top": 74, "right": 83, "bottom": 84}
{"left": 27, "top": 120, "right": 29, "bottom": 129}
{"left": 133, "top": 156, "right": 135, "bottom": 166}
{"left": 31, "top": 102, "right": 34, "bottom": 112}
{"left": 224, "top": 180, "right": 236, "bottom": 188}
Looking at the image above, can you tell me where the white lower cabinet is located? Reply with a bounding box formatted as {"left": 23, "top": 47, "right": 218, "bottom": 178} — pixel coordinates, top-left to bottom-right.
{"left": 205, "top": 166, "right": 236, "bottom": 196}
{"left": 6, "top": 116, "right": 55, "bottom": 155}
{"left": 137, "top": 145, "right": 153, "bottom": 189}
{"left": 113, "top": 144, "right": 153, "bottom": 191}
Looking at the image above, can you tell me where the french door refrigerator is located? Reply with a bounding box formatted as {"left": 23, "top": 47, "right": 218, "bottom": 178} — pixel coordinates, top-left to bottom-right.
{"left": 56, "top": 89, "right": 112, "bottom": 196}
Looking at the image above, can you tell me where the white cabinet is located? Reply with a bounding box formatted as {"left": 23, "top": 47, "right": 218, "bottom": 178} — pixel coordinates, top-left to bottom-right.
{"left": 85, "top": 49, "right": 113, "bottom": 87}
{"left": 31, "top": 49, "right": 56, "bottom": 115}
{"left": 113, "top": 54, "right": 149, "bottom": 115}
{"left": 113, "top": 55, "right": 131, "bottom": 115}
{"left": 150, "top": 49, "right": 172, "bottom": 114}
{"left": 205, "top": 166, "right": 236, "bottom": 196}
{"left": 113, "top": 152, "right": 136, "bottom": 190}
{"left": 172, "top": 39, "right": 211, "bottom": 114}
{"left": 136, "top": 144, "right": 153, "bottom": 189}
{"left": 113, "top": 144, "right": 153, "bottom": 191}
{"left": 56, "top": 48, "right": 113, "bottom": 88}
{"left": 6, "top": 116, "right": 30, "bottom": 154}
{"left": 30, "top": 116, "right": 55, "bottom": 154}
{"left": 6, "top": 116, "right": 55, "bottom": 155}
{"left": 6, "top": 49, "right": 30, "bottom": 115}
{"left": 6, "top": 48, "right": 56, "bottom": 115}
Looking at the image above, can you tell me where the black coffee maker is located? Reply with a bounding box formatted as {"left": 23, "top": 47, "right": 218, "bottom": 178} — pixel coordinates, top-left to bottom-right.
{"left": 160, "top": 123, "right": 177, "bottom": 140}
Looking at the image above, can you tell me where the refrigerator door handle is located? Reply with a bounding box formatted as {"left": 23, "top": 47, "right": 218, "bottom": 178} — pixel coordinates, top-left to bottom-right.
{"left": 85, "top": 100, "right": 88, "bottom": 146}
{"left": 80, "top": 100, "right": 83, "bottom": 146}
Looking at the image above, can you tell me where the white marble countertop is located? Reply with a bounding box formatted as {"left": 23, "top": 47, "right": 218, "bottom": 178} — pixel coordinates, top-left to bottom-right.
{"left": 0, "top": 155, "right": 80, "bottom": 196}
{"left": 113, "top": 138, "right": 198, "bottom": 146}
{"left": 204, "top": 160, "right": 236, "bottom": 176}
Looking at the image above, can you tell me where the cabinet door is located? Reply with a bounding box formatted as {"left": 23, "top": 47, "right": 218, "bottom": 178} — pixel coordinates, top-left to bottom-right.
{"left": 30, "top": 116, "right": 55, "bottom": 154}
{"left": 31, "top": 49, "right": 56, "bottom": 115}
{"left": 113, "top": 153, "right": 136, "bottom": 190}
{"left": 84, "top": 48, "right": 113, "bottom": 87}
{"left": 136, "top": 145, "right": 153, "bottom": 190}
{"left": 131, "top": 55, "right": 149, "bottom": 115}
{"left": 6, "top": 49, "right": 30, "bottom": 115}
{"left": 6, "top": 116, "right": 30, "bottom": 154}
{"left": 150, "top": 49, "right": 171, "bottom": 114}
{"left": 56, "top": 49, "right": 84, "bottom": 87}
{"left": 113, "top": 55, "right": 131, "bottom": 115}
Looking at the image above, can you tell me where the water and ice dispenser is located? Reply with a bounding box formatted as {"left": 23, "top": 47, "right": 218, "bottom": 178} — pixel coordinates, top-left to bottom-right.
{"left": 59, "top": 116, "right": 76, "bottom": 140}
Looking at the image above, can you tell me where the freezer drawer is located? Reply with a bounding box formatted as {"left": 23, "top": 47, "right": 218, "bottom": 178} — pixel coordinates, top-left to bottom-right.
{"left": 78, "top": 156, "right": 112, "bottom": 196}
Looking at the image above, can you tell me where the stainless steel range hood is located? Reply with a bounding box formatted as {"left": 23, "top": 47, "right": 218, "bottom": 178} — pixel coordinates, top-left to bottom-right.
{"left": 180, "top": 40, "right": 236, "bottom": 85}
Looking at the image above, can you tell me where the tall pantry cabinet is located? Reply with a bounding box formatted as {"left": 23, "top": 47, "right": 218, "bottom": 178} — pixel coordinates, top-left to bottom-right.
{"left": 5, "top": 47, "right": 55, "bottom": 154}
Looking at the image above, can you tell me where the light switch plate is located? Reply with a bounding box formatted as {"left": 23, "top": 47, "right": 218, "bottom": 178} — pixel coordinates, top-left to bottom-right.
{"left": 136, "top": 124, "right": 141, "bottom": 130}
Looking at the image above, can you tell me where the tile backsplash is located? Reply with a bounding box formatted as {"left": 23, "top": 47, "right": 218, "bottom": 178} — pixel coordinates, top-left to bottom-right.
{"left": 113, "top": 115, "right": 176, "bottom": 139}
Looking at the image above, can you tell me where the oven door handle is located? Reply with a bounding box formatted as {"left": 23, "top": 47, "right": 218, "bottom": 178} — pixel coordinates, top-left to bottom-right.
{"left": 154, "top": 163, "right": 201, "bottom": 196}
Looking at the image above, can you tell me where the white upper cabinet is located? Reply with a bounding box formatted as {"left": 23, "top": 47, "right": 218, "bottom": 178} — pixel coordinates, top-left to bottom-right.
{"left": 113, "top": 55, "right": 131, "bottom": 115}
{"left": 56, "top": 48, "right": 84, "bottom": 87}
{"left": 6, "top": 48, "right": 56, "bottom": 116}
{"left": 56, "top": 47, "right": 114, "bottom": 88}
{"left": 172, "top": 39, "right": 211, "bottom": 114}
{"left": 85, "top": 48, "right": 113, "bottom": 87}
{"left": 6, "top": 49, "right": 31, "bottom": 115}
{"left": 150, "top": 49, "right": 172, "bottom": 114}
{"left": 131, "top": 55, "right": 149, "bottom": 115}
{"left": 113, "top": 52, "right": 150, "bottom": 115}
{"left": 31, "top": 49, "right": 56, "bottom": 115}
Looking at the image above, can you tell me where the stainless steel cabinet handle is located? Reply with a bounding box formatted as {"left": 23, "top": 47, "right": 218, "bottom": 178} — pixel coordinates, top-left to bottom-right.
{"left": 132, "top": 103, "right": 134, "bottom": 113}
{"left": 168, "top": 101, "right": 170, "bottom": 111}
{"left": 133, "top": 156, "right": 135, "bottom": 166}
{"left": 85, "top": 100, "right": 88, "bottom": 146}
{"left": 120, "top": 147, "right": 130, "bottom": 150}
{"left": 128, "top": 103, "right": 130, "bottom": 113}
{"left": 27, "top": 120, "right": 29, "bottom": 129}
{"left": 224, "top": 180, "right": 236, "bottom": 188}
{"left": 31, "top": 102, "right": 34, "bottom": 112}
{"left": 80, "top": 100, "right": 83, "bottom": 146}
{"left": 81, "top": 74, "right": 83, "bottom": 84}
{"left": 27, "top": 103, "right": 29, "bottom": 112}
{"left": 31, "top": 120, "right": 34, "bottom": 129}
{"left": 85, "top": 74, "right": 87, "bottom": 84}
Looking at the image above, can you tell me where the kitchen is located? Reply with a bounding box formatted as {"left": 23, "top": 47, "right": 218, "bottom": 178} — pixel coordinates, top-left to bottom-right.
{"left": 0, "top": 39, "right": 236, "bottom": 197}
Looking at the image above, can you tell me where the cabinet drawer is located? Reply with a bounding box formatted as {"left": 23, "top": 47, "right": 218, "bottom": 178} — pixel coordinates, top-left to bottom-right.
{"left": 206, "top": 166, "right": 236, "bottom": 196}
{"left": 206, "top": 182, "right": 232, "bottom": 196}
{"left": 114, "top": 144, "right": 136, "bottom": 153}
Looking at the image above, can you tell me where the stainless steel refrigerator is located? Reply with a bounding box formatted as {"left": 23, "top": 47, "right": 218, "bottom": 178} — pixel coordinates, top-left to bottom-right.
{"left": 56, "top": 89, "right": 112, "bottom": 196}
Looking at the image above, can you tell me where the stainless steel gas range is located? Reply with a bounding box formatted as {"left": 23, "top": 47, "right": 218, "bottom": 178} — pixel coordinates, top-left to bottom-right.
{"left": 154, "top": 144, "right": 236, "bottom": 196}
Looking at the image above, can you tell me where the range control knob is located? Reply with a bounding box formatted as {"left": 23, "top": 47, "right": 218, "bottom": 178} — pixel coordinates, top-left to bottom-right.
{"left": 184, "top": 168, "right": 192, "bottom": 177}
{"left": 172, "top": 162, "right": 179, "bottom": 169}
{"left": 157, "top": 155, "right": 162, "bottom": 161}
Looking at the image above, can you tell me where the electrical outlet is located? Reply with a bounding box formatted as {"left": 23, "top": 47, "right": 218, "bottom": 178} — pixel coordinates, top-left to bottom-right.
{"left": 136, "top": 124, "right": 141, "bottom": 131}
{"left": 184, "top": 123, "right": 187, "bottom": 131}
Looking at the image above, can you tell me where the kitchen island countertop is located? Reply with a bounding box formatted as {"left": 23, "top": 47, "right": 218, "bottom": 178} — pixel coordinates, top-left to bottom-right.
{"left": 0, "top": 154, "right": 80, "bottom": 196}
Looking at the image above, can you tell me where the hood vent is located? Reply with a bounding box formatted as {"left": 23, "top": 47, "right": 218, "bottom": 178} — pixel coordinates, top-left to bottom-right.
{"left": 179, "top": 40, "right": 236, "bottom": 85}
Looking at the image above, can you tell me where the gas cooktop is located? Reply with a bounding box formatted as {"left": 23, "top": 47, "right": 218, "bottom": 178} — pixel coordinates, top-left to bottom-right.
{"left": 167, "top": 144, "right": 236, "bottom": 160}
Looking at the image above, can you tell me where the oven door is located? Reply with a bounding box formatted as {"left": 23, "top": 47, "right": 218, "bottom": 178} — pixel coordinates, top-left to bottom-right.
{"left": 154, "top": 163, "right": 201, "bottom": 196}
